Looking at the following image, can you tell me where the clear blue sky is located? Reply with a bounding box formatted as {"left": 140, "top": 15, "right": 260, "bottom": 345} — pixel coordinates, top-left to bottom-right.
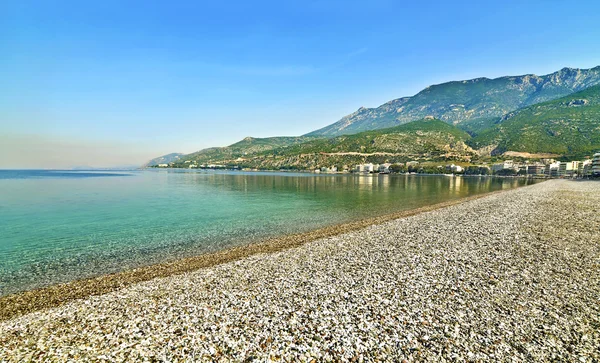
{"left": 2, "top": 0, "right": 600, "bottom": 168}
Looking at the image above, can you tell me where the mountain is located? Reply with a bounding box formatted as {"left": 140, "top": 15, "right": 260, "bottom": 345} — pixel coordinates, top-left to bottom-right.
{"left": 282, "top": 118, "right": 471, "bottom": 155}
{"left": 307, "top": 66, "right": 600, "bottom": 137}
{"left": 146, "top": 65, "right": 600, "bottom": 168}
{"left": 469, "top": 85, "right": 600, "bottom": 158}
{"left": 172, "top": 118, "right": 475, "bottom": 170}
{"left": 142, "top": 153, "right": 184, "bottom": 167}
{"left": 177, "top": 136, "right": 317, "bottom": 165}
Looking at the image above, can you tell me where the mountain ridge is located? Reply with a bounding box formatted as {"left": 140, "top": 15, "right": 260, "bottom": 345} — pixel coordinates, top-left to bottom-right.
{"left": 145, "top": 65, "right": 600, "bottom": 168}
{"left": 306, "top": 66, "right": 600, "bottom": 137}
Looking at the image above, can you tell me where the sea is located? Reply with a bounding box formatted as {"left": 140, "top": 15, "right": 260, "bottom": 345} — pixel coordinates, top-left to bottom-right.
{"left": 0, "top": 169, "right": 538, "bottom": 296}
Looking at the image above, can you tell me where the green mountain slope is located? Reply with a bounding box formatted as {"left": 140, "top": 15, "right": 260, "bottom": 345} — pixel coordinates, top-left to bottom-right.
{"left": 469, "top": 85, "right": 600, "bottom": 158}
{"left": 173, "top": 119, "right": 475, "bottom": 169}
{"left": 285, "top": 118, "right": 470, "bottom": 154}
{"left": 307, "top": 66, "right": 600, "bottom": 137}
{"left": 142, "top": 153, "right": 184, "bottom": 167}
{"left": 176, "top": 136, "right": 318, "bottom": 165}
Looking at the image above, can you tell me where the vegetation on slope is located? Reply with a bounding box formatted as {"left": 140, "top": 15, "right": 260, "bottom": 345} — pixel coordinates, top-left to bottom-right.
{"left": 172, "top": 119, "right": 475, "bottom": 170}
{"left": 181, "top": 136, "right": 318, "bottom": 164}
{"left": 469, "top": 85, "right": 600, "bottom": 158}
{"left": 283, "top": 118, "right": 471, "bottom": 155}
{"left": 456, "top": 117, "right": 499, "bottom": 136}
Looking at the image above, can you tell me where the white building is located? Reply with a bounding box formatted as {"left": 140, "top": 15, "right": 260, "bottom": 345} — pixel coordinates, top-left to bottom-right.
{"left": 355, "top": 163, "right": 381, "bottom": 173}
{"left": 593, "top": 152, "right": 600, "bottom": 176}
{"left": 450, "top": 164, "right": 464, "bottom": 173}
{"left": 527, "top": 164, "right": 545, "bottom": 175}
{"left": 378, "top": 163, "right": 392, "bottom": 173}
{"left": 559, "top": 161, "right": 580, "bottom": 177}
{"left": 579, "top": 160, "right": 592, "bottom": 177}
{"left": 320, "top": 166, "right": 337, "bottom": 173}
{"left": 158, "top": 164, "right": 169, "bottom": 168}
{"left": 545, "top": 161, "right": 561, "bottom": 177}
{"left": 491, "top": 160, "right": 515, "bottom": 174}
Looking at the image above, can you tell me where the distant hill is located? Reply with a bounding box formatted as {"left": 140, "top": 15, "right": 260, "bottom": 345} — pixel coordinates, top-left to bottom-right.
{"left": 307, "top": 66, "right": 600, "bottom": 137}
{"left": 469, "top": 85, "right": 600, "bottom": 159}
{"left": 177, "top": 136, "right": 317, "bottom": 165}
{"left": 172, "top": 119, "right": 475, "bottom": 170}
{"left": 142, "top": 153, "right": 184, "bottom": 167}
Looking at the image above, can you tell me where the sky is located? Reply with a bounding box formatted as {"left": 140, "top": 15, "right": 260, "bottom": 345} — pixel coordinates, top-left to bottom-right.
{"left": 2, "top": 0, "right": 600, "bottom": 168}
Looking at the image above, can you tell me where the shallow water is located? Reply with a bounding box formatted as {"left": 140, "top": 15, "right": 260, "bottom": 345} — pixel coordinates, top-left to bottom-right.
{"left": 0, "top": 169, "right": 538, "bottom": 295}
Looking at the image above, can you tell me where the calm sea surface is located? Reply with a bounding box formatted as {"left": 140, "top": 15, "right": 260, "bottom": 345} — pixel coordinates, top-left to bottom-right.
{"left": 0, "top": 169, "right": 538, "bottom": 295}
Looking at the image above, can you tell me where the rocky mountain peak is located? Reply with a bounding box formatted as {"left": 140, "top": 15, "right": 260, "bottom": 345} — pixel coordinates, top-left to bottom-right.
{"left": 306, "top": 65, "right": 600, "bottom": 137}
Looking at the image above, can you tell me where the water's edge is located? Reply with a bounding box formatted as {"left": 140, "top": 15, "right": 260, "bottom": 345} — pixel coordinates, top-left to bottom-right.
{"left": 0, "top": 183, "right": 541, "bottom": 322}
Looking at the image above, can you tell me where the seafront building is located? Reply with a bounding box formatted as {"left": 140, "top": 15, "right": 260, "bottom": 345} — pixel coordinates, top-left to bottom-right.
{"left": 593, "top": 152, "right": 600, "bottom": 176}
{"left": 545, "top": 161, "right": 561, "bottom": 177}
{"left": 491, "top": 160, "right": 516, "bottom": 174}
{"left": 559, "top": 161, "right": 580, "bottom": 177}
{"left": 578, "top": 160, "right": 592, "bottom": 176}
{"left": 354, "top": 163, "right": 377, "bottom": 173}
{"left": 527, "top": 164, "right": 545, "bottom": 175}
{"left": 378, "top": 163, "right": 392, "bottom": 173}
{"left": 320, "top": 166, "right": 338, "bottom": 173}
{"left": 446, "top": 164, "right": 464, "bottom": 173}
{"left": 352, "top": 163, "right": 393, "bottom": 173}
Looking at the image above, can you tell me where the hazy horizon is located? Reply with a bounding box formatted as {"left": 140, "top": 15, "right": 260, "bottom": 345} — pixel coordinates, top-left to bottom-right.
{"left": 3, "top": 0, "right": 600, "bottom": 168}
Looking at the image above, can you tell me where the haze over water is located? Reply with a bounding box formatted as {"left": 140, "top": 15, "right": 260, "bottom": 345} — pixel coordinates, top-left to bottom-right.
{"left": 0, "top": 170, "right": 538, "bottom": 296}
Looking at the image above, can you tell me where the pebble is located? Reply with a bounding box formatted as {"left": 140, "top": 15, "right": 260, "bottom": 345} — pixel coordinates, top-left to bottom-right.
{"left": 0, "top": 180, "right": 599, "bottom": 361}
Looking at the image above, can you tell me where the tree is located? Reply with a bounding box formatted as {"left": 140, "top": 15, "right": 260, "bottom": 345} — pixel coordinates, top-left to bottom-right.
{"left": 389, "top": 164, "right": 406, "bottom": 173}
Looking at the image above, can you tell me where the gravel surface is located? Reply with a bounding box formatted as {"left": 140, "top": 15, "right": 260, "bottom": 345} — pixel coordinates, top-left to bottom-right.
{"left": 1, "top": 179, "right": 598, "bottom": 362}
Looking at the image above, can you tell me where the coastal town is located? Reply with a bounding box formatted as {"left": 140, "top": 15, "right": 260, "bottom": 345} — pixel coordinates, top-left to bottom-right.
{"left": 344, "top": 152, "right": 600, "bottom": 178}
{"left": 157, "top": 152, "right": 600, "bottom": 178}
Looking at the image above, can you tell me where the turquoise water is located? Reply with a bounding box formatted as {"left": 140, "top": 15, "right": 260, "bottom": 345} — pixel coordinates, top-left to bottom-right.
{"left": 0, "top": 169, "right": 537, "bottom": 295}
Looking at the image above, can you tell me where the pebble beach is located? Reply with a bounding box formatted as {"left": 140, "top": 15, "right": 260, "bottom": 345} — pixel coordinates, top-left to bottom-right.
{"left": 1, "top": 179, "right": 598, "bottom": 361}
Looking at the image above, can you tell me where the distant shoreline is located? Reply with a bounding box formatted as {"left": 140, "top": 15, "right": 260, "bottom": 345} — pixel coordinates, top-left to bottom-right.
{"left": 145, "top": 167, "right": 588, "bottom": 180}
{"left": 0, "top": 184, "right": 526, "bottom": 322}
{"left": 0, "top": 168, "right": 584, "bottom": 181}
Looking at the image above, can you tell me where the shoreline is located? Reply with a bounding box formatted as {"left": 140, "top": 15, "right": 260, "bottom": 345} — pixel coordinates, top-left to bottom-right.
{"left": 2, "top": 179, "right": 598, "bottom": 361}
{"left": 147, "top": 167, "right": 591, "bottom": 179}
{"left": 0, "top": 185, "right": 523, "bottom": 322}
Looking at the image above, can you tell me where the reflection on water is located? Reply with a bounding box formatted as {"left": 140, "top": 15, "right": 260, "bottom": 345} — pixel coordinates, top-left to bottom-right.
{"left": 0, "top": 170, "right": 537, "bottom": 295}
